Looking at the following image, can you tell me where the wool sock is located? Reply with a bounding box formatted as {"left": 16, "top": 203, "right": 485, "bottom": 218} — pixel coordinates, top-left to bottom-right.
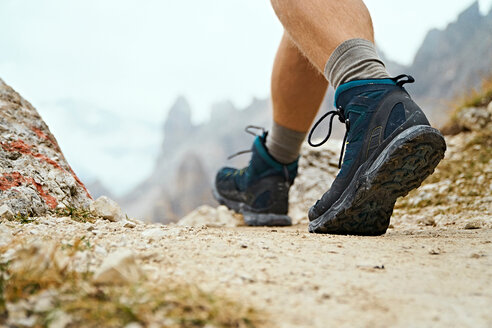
{"left": 265, "top": 121, "right": 305, "bottom": 164}
{"left": 324, "top": 38, "right": 390, "bottom": 89}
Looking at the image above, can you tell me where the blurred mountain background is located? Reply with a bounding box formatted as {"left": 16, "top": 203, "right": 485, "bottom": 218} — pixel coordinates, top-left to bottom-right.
{"left": 0, "top": 1, "right": 490, "bottom": 222}
{"left": 115, "top": 2, "right": 492, "bottom": 222}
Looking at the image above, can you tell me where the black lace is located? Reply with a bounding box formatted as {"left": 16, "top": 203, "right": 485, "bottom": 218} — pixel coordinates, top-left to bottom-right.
{"left": 227, "top": 125, "right": 265, "bottom": 160}
{"left": 308, "top": 108, "right": 350, "bottom": 168}
{"left": 307, "top": 74, "right": 415, "bottom": 169}
{"left": 226, "top": 125, "right": 292, "bottom": 184}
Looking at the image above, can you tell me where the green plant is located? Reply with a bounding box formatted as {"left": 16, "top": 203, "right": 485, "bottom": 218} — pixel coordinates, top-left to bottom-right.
{"left": 56, "top": 203, "right": 98, "bottom": 223}
{"left": 10, "top": 212, "right": 36, "bottom": 224}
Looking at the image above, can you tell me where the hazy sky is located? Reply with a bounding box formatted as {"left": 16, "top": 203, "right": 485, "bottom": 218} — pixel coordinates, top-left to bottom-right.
{"left": 0, "top": 0, "right": 490, "bottom": 193}
{"left": 1, "top": 0, "right": 490, "bottom": 123}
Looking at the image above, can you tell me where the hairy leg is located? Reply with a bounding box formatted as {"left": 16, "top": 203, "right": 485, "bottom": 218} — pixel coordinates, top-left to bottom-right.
{"left": 271, "top": 33, "right": 328, "bottom": 133}
{"left": 270, "top": 0, "right": 374, "bottom": 72}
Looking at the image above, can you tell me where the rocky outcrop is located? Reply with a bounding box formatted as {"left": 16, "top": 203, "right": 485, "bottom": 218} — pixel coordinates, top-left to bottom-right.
{"left": 288, "top": 141, "right": 340, "bottom": 224}
{"left": 406, "top": 2, "right": 492, "bottom": 122}
{"left": 0, "top": 79, "right": 92, "bottom": 216}
{"left": 442, "top": 95, "right": 492, "bottom": 135}
{"left": 120, "top": 97, "right": 272, "bottom": 222}
{"left": 151, "top": 152, "right": 214, "bottom": 222}
{"left": 456, "top": 104, "right": 492, "bottom": 133}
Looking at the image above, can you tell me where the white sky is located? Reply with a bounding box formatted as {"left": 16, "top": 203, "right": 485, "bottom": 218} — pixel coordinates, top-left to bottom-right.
{"left": 0, "top": 0, "right": 490, "bottom": 193}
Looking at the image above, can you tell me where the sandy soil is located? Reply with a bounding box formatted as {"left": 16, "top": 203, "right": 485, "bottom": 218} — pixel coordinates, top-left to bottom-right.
{"left": 143, "top": 224, "right": 492, "bottom": 328}
{"left": 4, "top": 217, "right": 491, "bottom": 328}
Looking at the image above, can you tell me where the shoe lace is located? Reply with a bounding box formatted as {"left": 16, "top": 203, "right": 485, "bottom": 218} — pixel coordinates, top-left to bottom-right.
{"left": 307, "top": 74, "right": 416, "bottom": 169}
{"left": 308, "top": 108, "right": 350, "bottom": 169}
{"left": 226, "top": 125, "right": 292, "bottom": 184}
{"left": 227, "top": 125, "right": 266, "bottom": 160}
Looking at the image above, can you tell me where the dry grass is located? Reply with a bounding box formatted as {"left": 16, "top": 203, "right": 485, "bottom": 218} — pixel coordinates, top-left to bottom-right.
{"left": 459, "top": 76, "right": 492, "bottom": 109}
{"left": 8, "top": 212, "right": 38, "bottom": 224}
{"left": 441, "top": 76, "right": 492, "bottom": 135}
{"left": 55, "top": 203, "right": 99, "bottom": 223}
{"left": 5, "top": 204, "right": 98, "bottom": 224}
{"left": 0, "top": 241, "right": 263, "bottom": 328}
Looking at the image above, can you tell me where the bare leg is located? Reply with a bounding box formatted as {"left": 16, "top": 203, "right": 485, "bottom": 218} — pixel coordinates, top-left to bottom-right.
{"left": 270, "top": 0, "right": 374, "bottom": 72}
{"left": 271, "top": 33, "right": 328, "bottom": 133}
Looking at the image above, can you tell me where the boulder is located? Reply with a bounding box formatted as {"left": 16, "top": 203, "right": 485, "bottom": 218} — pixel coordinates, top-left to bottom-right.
{"left": 93, "top": 249, "right": 144, "bottom": 285}
{"left": 0, "top": 78, "right": 92, "bottom": 216}
{"left": 457, "top": 106, "right": 491, "bottom": 132}
{"left": 0, "top": 204, "right": 14, "bottom": 220}
{"left": 90, "top": 196, "right": 125, "bottom": 222}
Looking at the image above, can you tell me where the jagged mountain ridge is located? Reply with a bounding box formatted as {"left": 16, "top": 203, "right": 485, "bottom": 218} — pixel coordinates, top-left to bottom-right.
{"left": 406, "top": 1, "right": 492, "bottom": 120}
{"left": 119, "top": 97, "right": 272, "bottom": 222}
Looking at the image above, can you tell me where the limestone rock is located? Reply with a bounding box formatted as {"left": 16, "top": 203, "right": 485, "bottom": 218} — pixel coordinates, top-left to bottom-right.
{"left": 457, "top": 106, "right": 491, "bottom": 132}
{"left": 33, "top": 291, "right": 55, "bottom": 313}
{"left": 0, "top": 204, "right": 14, "bottom": 220}
{"left": 141, "top": 227, "right": 174, "bottom": 241}
{"left": 123, "top": 220, "right": 136, "bottom": 228}
{"left": 90, "top": 196, "right": 125, "bottom": 222}
{"left": 0, "top": 78, "right": 92, "bottom": 216}
{"left": 8, "top": 242, "right": 70, "bottom": 284}
{"left": 178, "top": 205, "right": 242, "bottom": 227}
{"left": 0, "top": 224, "right": 13, "bottom": 246}
{"left": 48, "top": 310, "right": 72, "bottom": 328}
{"left": 93, "top": 249, "right": 144, "bottom": 285}
{"left": 288, "top": 141, "right": 339, "bottom": 224}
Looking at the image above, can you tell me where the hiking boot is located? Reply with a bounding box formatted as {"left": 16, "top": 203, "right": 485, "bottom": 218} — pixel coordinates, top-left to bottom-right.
{"left": 308, "top": 75, "right": 446, "bottom": 235}
{"left": 213, "top": 127, "right": 298, "bottom": 226}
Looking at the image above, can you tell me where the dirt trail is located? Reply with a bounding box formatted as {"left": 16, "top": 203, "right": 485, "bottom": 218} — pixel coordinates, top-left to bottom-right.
{"left": 3, "top": 217, "right": 491, "bottom": 327}
{"left": 142, "top": 224, "right": 492, "bottom": 328}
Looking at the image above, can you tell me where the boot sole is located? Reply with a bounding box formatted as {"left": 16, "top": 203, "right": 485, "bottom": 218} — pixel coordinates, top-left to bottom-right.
{"left": 212, "top": 189, "right": 292, "bottom": 227}
{"left": 309, "top": 125, "right": 446, "bottom": 236}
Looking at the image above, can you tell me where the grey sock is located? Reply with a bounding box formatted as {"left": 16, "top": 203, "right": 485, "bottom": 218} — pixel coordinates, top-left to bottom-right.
{"left": 265, "top": 122, "right": 305, "bottom": 164}
{"left": 324, "top": 38, "right": 390, "bottom": 89}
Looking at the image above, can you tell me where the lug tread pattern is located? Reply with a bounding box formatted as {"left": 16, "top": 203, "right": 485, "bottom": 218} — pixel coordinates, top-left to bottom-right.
{"left": 310, "top": 130, "right": 446, "bottom": 236}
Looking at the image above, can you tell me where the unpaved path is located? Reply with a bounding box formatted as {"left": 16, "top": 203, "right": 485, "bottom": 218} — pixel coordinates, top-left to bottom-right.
{"left": 143, "top": 224, "right": 492, "bottom": 328}
{"left": 5, "top": 217, "right": 491, "bottom": 327}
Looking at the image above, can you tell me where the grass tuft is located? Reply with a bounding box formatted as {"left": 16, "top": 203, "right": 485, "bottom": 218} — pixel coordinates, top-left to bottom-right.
{"left": 441, "top": 75, "right": 492, "bottom": 135}
{"left": 0, "top": 243, "right": 264, "bottom": 328}
{"left": 55, "top": 203, "right": 98, "bottom": 223}
{"left": 9, "top": 212, "right": 37, "bottom": 224}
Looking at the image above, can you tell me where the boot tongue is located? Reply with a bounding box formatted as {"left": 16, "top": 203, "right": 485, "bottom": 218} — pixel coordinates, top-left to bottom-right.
{"left": 334, "top": 79, "right": 396, "bottom": 110}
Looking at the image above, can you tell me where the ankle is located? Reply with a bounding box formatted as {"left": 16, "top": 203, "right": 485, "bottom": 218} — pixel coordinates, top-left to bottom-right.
{"left": 265, "top": 122, "right": 305, "bottom": 164}
{"left": 324, "top": 38, "right": 390, "bottom": 90}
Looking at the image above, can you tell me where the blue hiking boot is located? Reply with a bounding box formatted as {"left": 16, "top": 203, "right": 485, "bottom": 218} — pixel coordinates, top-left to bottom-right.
{"left": 213, "top": 127, "right": 298, "bottom": 226}
{"left": 308, "top": 75, "right": 446, "bottom": 235}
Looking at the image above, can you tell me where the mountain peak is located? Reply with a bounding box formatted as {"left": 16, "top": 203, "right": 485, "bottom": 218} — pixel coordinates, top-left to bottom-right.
{"left": 167, "top": 96, "right": 191, "bottom": 121}
{"left": 163, "top": 96, "right": 193, "bottom": 134}
{"left": 457, "top": 1, "right": 481, "bottom": 23}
